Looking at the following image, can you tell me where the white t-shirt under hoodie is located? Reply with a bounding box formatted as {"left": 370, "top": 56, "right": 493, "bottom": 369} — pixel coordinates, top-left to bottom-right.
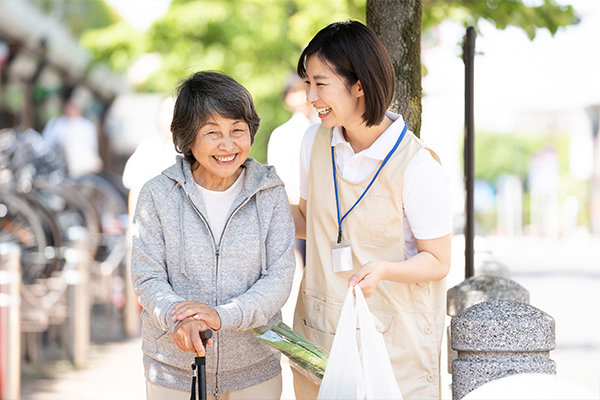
{"left": 196, "top": 169, "right": 246, "bottom": 244}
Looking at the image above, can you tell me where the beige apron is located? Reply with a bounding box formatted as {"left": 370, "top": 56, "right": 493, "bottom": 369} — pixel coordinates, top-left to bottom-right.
{"left": 293, "top": 125, "right": 446, "bottom": 400}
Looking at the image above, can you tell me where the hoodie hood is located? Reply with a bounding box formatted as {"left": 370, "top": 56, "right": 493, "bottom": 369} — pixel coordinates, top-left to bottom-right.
{"left": 162, "top": 155, "right": 284, "bottom": 199}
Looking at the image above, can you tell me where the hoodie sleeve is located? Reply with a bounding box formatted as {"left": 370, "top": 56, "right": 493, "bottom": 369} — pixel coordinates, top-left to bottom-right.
{"left": 130, "top": 181, "right": 185, "bottom": 333}
{"left": 215, "top": 185, "right": 296, "bottom": 330}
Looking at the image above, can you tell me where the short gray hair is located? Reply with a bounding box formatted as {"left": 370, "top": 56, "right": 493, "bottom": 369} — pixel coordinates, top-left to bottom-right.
{"left": 171, "top": 71, "right": 261, "bottom": 164}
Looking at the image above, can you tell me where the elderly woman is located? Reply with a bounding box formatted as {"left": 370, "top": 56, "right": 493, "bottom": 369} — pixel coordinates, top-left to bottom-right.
{"left": 131, "top": 70, "right": 296, "bottom": 400}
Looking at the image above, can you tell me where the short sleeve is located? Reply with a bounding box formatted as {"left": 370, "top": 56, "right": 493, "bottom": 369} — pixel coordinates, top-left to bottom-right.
{"left": 403, "top": 149, "right": 453, "bottom": 240}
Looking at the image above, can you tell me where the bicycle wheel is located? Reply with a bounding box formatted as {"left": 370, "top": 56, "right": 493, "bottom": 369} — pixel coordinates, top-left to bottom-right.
{"left": 34, "top": 179, "right": 101, "bottom": 257}
{"left": 75, "top": 173, "right": 128, "bottom": 273}
{"left": 20, "top": 191, "right": 64, "bottom": 280}
{"left": 0, "top": 190, "right": 48, "bottom": 283}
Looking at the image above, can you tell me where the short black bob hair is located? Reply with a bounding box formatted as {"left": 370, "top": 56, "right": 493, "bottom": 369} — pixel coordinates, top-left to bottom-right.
{"left": 171, "top": 70, "right": 261, "bottom": 164}
{"left": 297, "top": 20, "right": 395, "bottom": 128}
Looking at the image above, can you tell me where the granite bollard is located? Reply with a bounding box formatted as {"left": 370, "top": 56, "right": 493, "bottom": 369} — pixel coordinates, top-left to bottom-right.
{"left": 475, "top": 258, "right": 510, "bottom": 278}
{"left": 451, "top": 299, "right": 556, "bottom": 400}
{"left": 446, "top": 275, "right": 530, "bottom": 373}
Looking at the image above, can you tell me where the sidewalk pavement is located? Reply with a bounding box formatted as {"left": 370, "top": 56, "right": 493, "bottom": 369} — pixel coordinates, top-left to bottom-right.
{"left": 21, "top": 337, "right": 146, "bottom": 400}
{"left": 21, "top": 236, "right": 600, "bottom": 399}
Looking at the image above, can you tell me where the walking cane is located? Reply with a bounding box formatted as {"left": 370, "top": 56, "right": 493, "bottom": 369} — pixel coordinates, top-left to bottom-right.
{"left": 190, "top": 328, "right": 213, "bottom": 400}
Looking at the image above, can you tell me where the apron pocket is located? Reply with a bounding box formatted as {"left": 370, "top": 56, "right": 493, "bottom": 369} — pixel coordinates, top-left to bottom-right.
{"left": 361, "top": 195, "right": 391, "bottom": 247}
{"left": 302, "top": 291, "right": 343, "bottom": 336}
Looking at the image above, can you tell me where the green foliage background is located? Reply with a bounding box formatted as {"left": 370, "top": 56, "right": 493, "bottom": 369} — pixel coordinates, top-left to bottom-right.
{"left": 474, "top": 131, "right": 562, "bottom": 183}
{"left": 80, "top": 0, "right": 366, "bottom": 162}
{"left": 471, "top": 131, "right": 591, "bottom": 234}
{"left": 472, "top": 131, "right": 558, "bottom": 233}
{"left": 26, "top": 0, "right": 579, "bottom": 234}
{"left": 35, "top": 0, "right": 576, "bottom": 163}
{"left": 422, "top": 0, "right": 577, "bottom": 39}
{"left": 73, "top": 0, "right": 575, "bottom": 163}
{"left": 32, "top": 0, "right": 120, "bottom": 36}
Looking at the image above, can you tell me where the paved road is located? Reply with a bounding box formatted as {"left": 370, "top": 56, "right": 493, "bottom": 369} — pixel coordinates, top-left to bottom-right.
{"left": 20, "top": 235, "right": 600, "bottom": 399}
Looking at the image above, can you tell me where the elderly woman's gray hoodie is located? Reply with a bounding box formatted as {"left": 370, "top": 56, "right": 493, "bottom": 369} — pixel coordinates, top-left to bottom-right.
{"left": 131, "top": 156, "right": 296, "bottom": 395}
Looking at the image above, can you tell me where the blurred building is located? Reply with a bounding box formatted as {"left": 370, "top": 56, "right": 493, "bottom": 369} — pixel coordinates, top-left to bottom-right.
{"left": 0, "top": 0, "right": 129, "bottom": 174}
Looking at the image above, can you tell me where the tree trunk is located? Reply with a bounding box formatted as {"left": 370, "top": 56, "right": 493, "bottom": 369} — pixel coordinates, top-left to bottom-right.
{"left": 367, "top": 0, "right": 422, "bottom": 138}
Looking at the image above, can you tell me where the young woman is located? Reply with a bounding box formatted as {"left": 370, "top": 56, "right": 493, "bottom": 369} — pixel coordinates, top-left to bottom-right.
{"left": 291, "top": 21, "right": 452, "bottom": 400}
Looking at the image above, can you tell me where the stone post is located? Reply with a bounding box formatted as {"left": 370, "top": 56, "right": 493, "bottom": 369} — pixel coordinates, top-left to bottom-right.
{"left": 476, "top": 259, "right": 510, "bottom": 279}
{"left": 446, "top": 275, "right": 529, "bottom": 373}
{"left": 451, "top": 299, "right": 556, "bottom": 400}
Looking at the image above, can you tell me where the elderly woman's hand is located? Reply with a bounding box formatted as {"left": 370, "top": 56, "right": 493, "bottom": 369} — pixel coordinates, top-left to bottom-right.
{"left": 172, "top": 301, "right": 222, "bottom": 330}
{"left": 172, "top": 317, "right": 214, "bottom": 355}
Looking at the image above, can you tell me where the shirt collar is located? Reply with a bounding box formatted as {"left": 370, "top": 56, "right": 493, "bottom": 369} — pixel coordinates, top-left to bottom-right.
{"left": 330, "top": 111, "right": 405, "bottom": 160}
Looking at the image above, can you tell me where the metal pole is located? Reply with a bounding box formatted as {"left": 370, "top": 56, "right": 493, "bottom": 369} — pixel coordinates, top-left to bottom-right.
{"left": 463, "top": 26, "right": 476, "bottom": 278}
{"left": 0, "top": 242, "right": 21, "bottom": 400}
{"left": 66, "top": 226, "right": 90, "bottom": 368}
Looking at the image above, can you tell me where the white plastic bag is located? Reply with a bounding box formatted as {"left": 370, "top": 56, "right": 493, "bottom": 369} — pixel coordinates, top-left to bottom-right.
{"left": 317, "top": 286, "right": 403, "bottom": 400}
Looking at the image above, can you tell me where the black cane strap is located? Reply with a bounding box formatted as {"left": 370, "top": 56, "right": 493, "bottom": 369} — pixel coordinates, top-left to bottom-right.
{"left": 190, "top": 362, "right": 197, "bottom": 400}
{"left": 190, "top": 376, "right": 196, "bottom": 400}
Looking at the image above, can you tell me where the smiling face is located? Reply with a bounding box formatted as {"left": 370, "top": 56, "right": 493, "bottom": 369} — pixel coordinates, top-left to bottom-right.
{"left": 191, "top": 114, "right": 251, "bottom": 191}
{"left": 304, "top": 55, "right": 365, "bottom": 130}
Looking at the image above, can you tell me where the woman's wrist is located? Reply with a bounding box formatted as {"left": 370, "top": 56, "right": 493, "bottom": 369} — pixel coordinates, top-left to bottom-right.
{"left": 375, "top": 260, "right": 389, "bottom": 282}
{"left": 379, "top": 260, "right": 404, "bottom": 283}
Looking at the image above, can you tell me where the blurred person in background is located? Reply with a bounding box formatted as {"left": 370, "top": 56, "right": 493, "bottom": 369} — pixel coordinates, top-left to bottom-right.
{"left": 267, "top": 74, "right": 319, "bottom": 267}
{"left": 122, "top": 95, "right": 178, "bottom": 335}
{"left": 42, "top": 97, "right": 102, "bottom": 177}
{"left": 122, "top": 95, "right": 178, "bottom": 214}
{"left": 131, "top": 70, "right": 296, "bottom": 400}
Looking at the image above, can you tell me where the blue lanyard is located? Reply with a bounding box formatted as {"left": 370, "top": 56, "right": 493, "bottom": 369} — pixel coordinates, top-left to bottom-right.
{"left": 332, "top": 123, "right": 408, "bottom": 243}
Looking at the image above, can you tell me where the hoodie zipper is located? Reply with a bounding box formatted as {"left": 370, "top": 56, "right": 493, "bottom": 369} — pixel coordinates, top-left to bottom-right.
{"left": 185, "top": 194, "right": 222, "bottom": 398}
{"left": 214, "top": 245, "right": 220, "bottom": 399}
{"left": 186, "top": 192, "right": 255, "bottom": 399}
{"left": 212, "top": 196, "right": 255, "bottom": 400}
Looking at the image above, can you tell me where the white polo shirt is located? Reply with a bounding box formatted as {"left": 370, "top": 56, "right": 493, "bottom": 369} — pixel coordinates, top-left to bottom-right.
{"left": 299, "top": 111, "right": 452, "bottom": 258}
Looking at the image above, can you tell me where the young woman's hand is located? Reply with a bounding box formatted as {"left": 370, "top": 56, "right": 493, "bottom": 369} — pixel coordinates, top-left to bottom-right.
{"left": 172, "top": 317, "right": 214, "bottom": 355}
{"left": 348, "top": 261, "right": 388, "bottom": 298}
{"left": 171, "top": 301, "right": 222, "bottom": 331}
{"left": 348, "top": 234, "right": 452, "bottom": 298}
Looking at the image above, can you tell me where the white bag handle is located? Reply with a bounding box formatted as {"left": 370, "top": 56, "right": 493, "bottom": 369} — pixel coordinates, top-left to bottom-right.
{"left": 317, "top": 286, "right": 402, "bottom": 400}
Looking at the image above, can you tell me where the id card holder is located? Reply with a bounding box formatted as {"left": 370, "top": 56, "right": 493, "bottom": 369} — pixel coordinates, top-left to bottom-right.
{"left": 331, "top": 240, "right": 353, "bottom": 273}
